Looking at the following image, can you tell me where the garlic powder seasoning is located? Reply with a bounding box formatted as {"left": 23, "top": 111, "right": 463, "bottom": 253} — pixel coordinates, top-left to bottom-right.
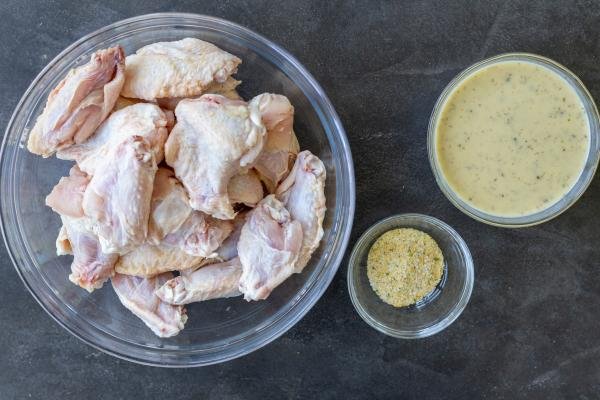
{"left": 367, "top": 228, "right": 444, "bottom": 307}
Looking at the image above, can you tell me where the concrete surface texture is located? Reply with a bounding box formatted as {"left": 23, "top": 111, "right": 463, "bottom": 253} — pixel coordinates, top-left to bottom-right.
{"left": 1, "top": 0, "right": 600, "bottom": 399}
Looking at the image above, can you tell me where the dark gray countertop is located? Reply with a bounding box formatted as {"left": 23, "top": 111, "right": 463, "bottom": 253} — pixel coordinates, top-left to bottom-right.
{"left": 2, "top": 1, "right": 600, "bottom": 398}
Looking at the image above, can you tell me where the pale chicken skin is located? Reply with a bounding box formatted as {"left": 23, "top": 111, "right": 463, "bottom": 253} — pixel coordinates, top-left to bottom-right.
{"left": 228, "top": 170, "right": 264, "bottom": 207}
{"left": 147, "top": 166, "right": 233, "bottom": 258}
{"left": 82, "top": 135, "right": 157, "bottom": 254}
{"left": 46, "top": 166, "right": 117, "bottom": 291}
{"left": 122, "top": 38, "right": 241, "bottom": 101}
{"left": 115, "top": 242, "right": 207, "bottom": 277}
{"left": 45, "top": 164, "right": 90, "bottom": 218}
{"left": 116, "top": 165, "right": 233, "bottom": 277}
{"left": 216, "top": 212, "right": 246, "bottom": 261}
{"left": 56, "top": 225, "right": 71, "bottom": 256}
{"left": 62, "top": 216, "right": 118, "bottom": 292}
{"left": 165, "top": 94, "right": 266, "bottom": 219}
{"left": 238, "top": 195, "right": 303, "bottom": 301}
{"left": 147, "top": 167, "right": 192, "bottom": 244}
{"left": 251, "top": 93, "right": 300, "bottom": 192}
{"left": 162, "top": 211, "right": 233, "bottom": 258}
{"left": 277, "top": 150, "right": 326, "bottom": 272}
{"left": 57, "top": 103, "right": 169, "bottom": 174}
{"left": 28, "top": 46, "right": 125, "bottom": 157}
{"left": 156, "top": 77, "right": 242, "bottom": 110}
{"left": 112, "top": 272, "right": 187, "bottom": 338}
{"left": 116, "top": 208, "right": 230, "bottom": 276}
{"left": 156, "top": 257, "right": 242, "bottom": 305}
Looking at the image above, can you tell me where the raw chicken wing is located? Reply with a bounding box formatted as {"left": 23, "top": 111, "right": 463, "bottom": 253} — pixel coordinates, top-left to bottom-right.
{"left": 57, "top": 103, "right": 169, "bottom": 174}
{"left": 165, "top": 94, "right": 266, "bottom": 219}
{"left": 276, "top": 150, "right": 326, "bottom": 272}
{"left": 46, "top": 166, "right": 117, "bottom": 291}
{"left": 156, "top": 257, "right": 242, "bottom": 305}
{"left": 115, "top": 243, "right": 207, "bottom": 277}
{"left": 62, "top": 216, "right": 118, "bottom": 292}
{"left": 112, "top": 272, "right": 187, "bottom": 337}
{"left": 122, "top": 38, "right": 241, "bottom": 101}
{"left": 27, "top": 46, "right": 125, "bottom": 157}
{"left": 238, "top": 195, "right": 302, "bottom": 301}
{"left": 251, "top": 93, "right": 300, "bottom": 192}
{"left": 82, "top": 135, "right": 157, "bottom": 254}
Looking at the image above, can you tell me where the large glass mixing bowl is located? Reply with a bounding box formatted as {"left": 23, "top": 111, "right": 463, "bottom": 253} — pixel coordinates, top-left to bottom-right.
{"left": 0, "top": 13, "right": 355, "bottom": 367}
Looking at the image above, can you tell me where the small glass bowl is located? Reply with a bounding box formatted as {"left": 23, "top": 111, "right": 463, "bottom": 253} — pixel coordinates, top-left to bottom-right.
{"left": 347, "top": 214, "right": 474, "bottom": 339}
{"left": 428, "top": 53, "right": 600, "bottom": 227}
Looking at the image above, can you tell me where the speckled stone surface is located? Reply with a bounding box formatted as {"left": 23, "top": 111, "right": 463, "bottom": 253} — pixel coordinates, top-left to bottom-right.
{"left": 1, "top": 1, "right": 600, "bottom": 398}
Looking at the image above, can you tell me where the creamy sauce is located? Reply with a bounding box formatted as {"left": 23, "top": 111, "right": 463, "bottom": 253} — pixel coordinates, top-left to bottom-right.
{"left": 435, "top": 61, "right": 590, "bottom": 217}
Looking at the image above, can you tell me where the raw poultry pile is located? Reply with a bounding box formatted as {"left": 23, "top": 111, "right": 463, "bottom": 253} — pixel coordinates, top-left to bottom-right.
{"left": 28, "top": 38, "right": 326, "bottom": 338}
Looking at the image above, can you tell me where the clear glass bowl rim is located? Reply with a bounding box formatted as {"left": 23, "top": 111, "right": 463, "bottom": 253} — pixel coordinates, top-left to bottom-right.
{"left": 0, "top": 12, "right": 355, "bottom": 367}
{"left": 427, "top": 52, "right": 600, "bottom": 228}
{"left": 347, "top": 213, "right": 474, "bottom": 339}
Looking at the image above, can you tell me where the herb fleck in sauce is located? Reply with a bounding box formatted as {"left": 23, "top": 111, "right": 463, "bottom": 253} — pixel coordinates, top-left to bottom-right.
{"left": 436, "top": 61, "right": 590, "bottom": 217}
